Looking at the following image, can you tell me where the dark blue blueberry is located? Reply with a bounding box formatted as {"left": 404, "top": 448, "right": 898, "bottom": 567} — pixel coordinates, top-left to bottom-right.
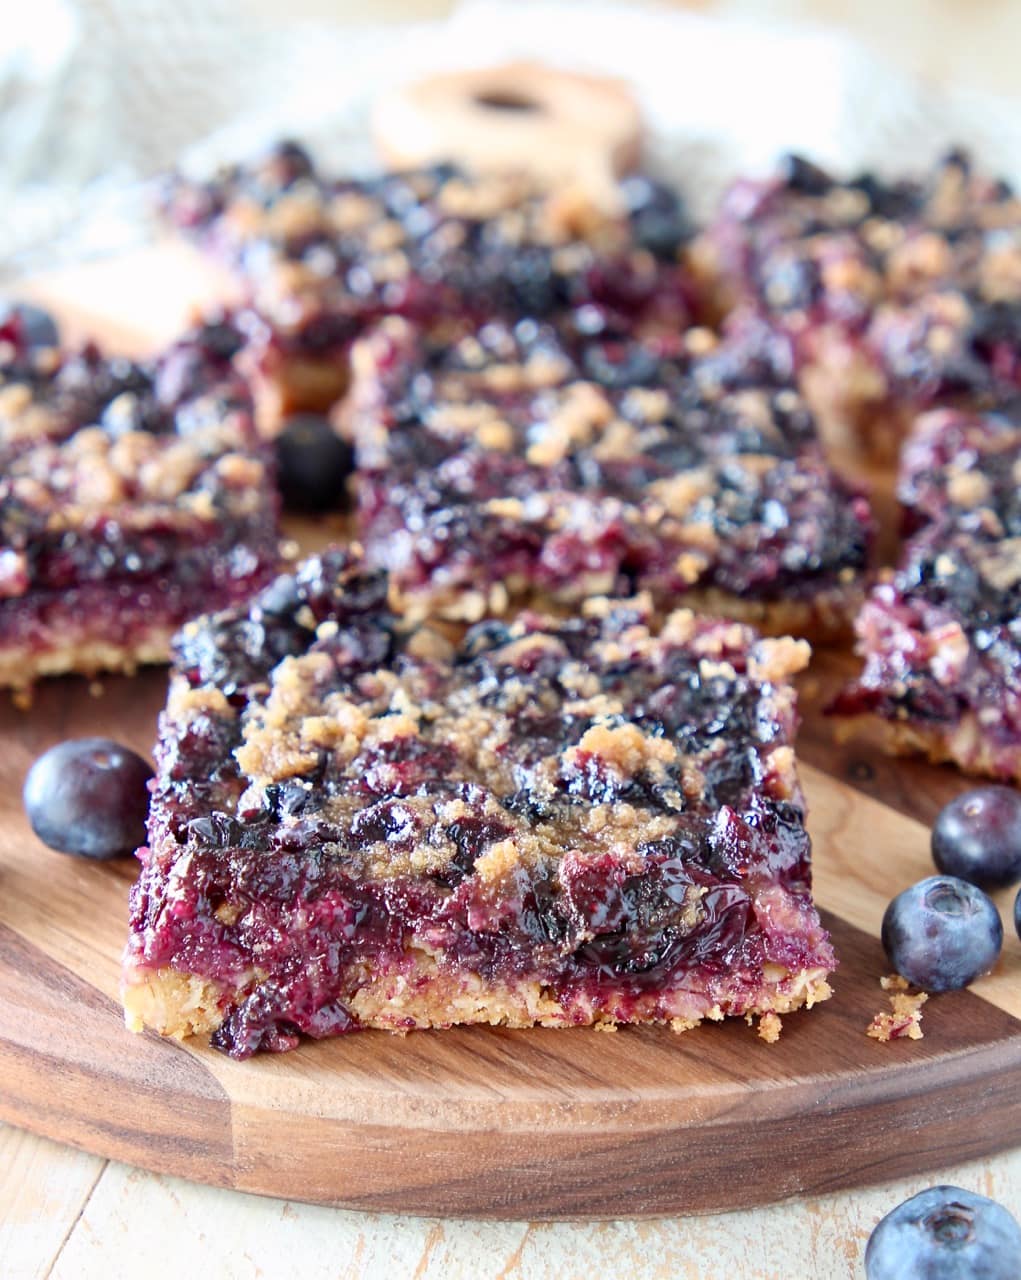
{"left": 758, "top": 250, "right": 820, "bottom": 311}
{"left": 275, "top": 414, "right": 353, "bottom": 514}
{"left": 777, "top": 153, "right": 834, "bottom": 196}
{"left": 501, "top": 246, "right": 561, "bottom": 316}
{"left": 865, "top": 1185, "right": 1021, "bottom": 1279}
{"left": 188, "top": 812, "right": 244, "bottom": 848}
{"left": 1015, "top": 885, "right": 1021, "bottom": 942}
{"left": 932, "top": 786, "right": 1021, "bottom": 890}
{"left": 620, "top": 175, "right": 690, "bottom": 260}
{"left": 255, "top": 139, "right": 315, "bottom": 191}
{"left": 459, "top": 619, "right": 513, "bottom": 661}
{"left": 194, "top": 318, "right": 245, "bottom": 363}
{"left": 582, "top": 340, "right": 661, "bottom": 389}
{"left": 881, "top": 876, "right": 1003, "bottom": 992}
{"left": 23, "top": 738, "right": 153, "bottom": 860}
{"left": 0, "top": 300, "right": 59, "bottom": 348}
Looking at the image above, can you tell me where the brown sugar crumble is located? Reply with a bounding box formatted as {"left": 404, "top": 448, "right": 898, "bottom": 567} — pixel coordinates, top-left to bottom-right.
{"left": 867, "top": 974, "right": 928, "bottom": 1042}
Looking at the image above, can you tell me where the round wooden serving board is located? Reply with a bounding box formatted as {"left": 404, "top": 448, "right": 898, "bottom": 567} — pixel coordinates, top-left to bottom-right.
{"left": 0, "top": 256, "right": 1019, "bottom": 1220}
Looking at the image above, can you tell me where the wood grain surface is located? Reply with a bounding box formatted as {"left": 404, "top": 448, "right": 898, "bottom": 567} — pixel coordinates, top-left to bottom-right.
{"left": 0, "top": 264, "right": 1019, "bottom": 1223}
{"left": 0, "top": 601, "right": 1019, "bottom": 1219}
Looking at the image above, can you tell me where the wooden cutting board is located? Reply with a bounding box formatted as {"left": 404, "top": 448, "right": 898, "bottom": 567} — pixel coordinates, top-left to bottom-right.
{"left": 0, "top": 255, "right": 1019, "bottom": 1221}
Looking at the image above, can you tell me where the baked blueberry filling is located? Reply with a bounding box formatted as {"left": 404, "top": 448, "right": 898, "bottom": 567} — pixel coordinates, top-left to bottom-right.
{"left": 125, "top": 546, "right": 834, "bottom": 1057}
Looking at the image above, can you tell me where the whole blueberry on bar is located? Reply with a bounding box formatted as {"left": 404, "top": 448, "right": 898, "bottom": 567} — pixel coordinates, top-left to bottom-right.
{"left": 0, "top": 300, "right": 59, "bottom": 348}
{"left": 932, "top": 787, "right": 1021, "bottom": 890}
{"left": 620, "top": 174, "right": 690, "bottom": 260}
{"left": 255, "top": 139, "right": 315, "bottom": 190}
{"left": 275, "top": 414, "right": 353, "bottom": 514}
{"left": 23, "top": 738, "right": 153, "bottom": 860}
{"left": 777, "top": 152, "right": 834, "bottom": 196}
{"left": 881, "top": 876, "right": 1003, "bottom": 992}
{"left": 865, "top": 1185, "right": 1021, "bottom": 1279}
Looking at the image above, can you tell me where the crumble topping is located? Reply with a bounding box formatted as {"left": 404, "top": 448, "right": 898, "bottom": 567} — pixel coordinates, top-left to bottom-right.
{"left": 757, "top": 1011, "right": 783, "bottom": 1043}
{"left": 162, "top": 150, "right": 692, "bottom": 362}
{"left": 695, "top": 150, "right": 1021, "bottom": 445}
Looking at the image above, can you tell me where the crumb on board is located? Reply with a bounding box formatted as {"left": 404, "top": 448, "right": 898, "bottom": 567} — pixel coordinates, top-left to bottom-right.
{"left": 757, "top": 1011, "right": 783, "bottom": 1043}
{"left": 867, "top": 974, "right": 928, "bottom": 1042}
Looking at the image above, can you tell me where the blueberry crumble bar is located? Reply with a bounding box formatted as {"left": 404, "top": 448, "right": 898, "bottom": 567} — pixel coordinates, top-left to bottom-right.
{"left": 122, "top": 546, "right": 834, "bottom": 1057}
{"left": 830, "top": 406, "right": 1021, "bottom": 782}
{"left": 162, "top": 144, "right": 693, "bottom": 425}
{"left": 344, "top": 315, "right": 873, "bottom": 637}
{"left": 691, "top": 149, "right": 1021, "bottom": 457}
{"left": 0, "top": 312, "right": 281, "bottom": 693}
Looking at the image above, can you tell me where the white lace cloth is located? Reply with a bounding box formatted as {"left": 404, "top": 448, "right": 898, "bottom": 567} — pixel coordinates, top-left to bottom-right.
{"left": 3, "top": 0, "right": 1021, "bottom": 276}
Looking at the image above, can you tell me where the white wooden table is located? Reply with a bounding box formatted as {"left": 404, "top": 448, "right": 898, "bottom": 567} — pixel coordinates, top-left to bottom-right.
{"left": 3, "top": 1125, "right": 1020, "bottom": 1279}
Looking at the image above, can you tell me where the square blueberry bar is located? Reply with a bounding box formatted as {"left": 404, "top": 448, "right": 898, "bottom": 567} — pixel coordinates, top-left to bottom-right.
{"left": 691, "top": 150, "right": 1021, "bottom": 458}
{"left": 344, "top": 315, "right": 873, "bottom": 638}
{"left": 831, "top": 406, "right": 1021, "bottom": 781}
{"left": 0, "top": 312, "right": 280, "bottom": 693}
{"left": 123, "top": 546, "right": 834, "bottom": 1057}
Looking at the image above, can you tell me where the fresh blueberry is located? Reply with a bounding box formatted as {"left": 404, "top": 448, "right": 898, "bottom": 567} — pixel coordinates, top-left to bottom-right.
{"left": 865, "top": 1185, "right": 1021, "bottom": 1279}
{"left": 1015, "top": 885, "right": 1020, "bottom": 942}
{"left": 932, "top": 786, "right": 1021, "bottom": 890}
{"left": 23, "top": 738, "right": 153, "bottom": 860}
{"left": 460, "top": 619, "right": 513, "bottom": 660}
{"left": 0, "top": 300, "right": 59, "bottom": 348}
{"left": 275, "top": 414, "right": 353, "bottom": 514}
{"left": 193, "top": 318, "right": 245, "bottom": 363}
{"left": 881, "top": 876, "right": 1003, "bottom": 991}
